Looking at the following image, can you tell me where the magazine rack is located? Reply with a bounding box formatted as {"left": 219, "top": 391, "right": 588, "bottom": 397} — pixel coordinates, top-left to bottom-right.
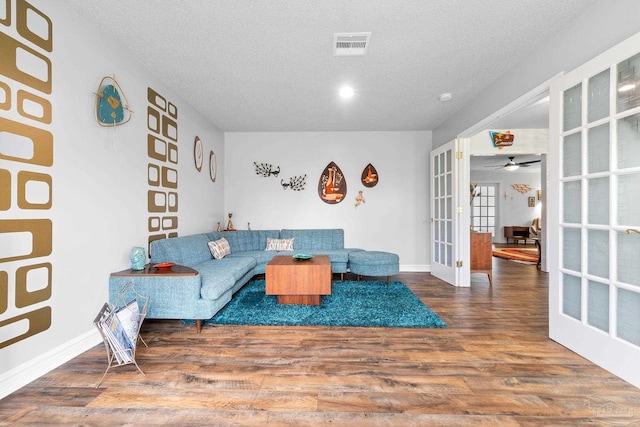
{"left": 94, "top": 281, "right": 149, "bottom": 387}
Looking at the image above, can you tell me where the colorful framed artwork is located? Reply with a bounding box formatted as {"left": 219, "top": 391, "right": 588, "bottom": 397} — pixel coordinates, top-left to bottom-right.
{"left": 209, "top": 151, "right": 216, "bottom": 182}
{"left": 194, "top": 136, "right": 203, "bottom": 171}
{"left": 94, "top": 75, "right": 132, "bottom": 127}
{"left": 490, "top": 130, "right": 514, "bottom": 148}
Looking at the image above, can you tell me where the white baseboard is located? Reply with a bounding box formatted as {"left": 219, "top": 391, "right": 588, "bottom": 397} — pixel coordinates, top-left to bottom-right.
{"left": 0, "top": 329, "right": 102, "bottom": 399}
{"left": 400, "top": 264, "right": 430, "bottom": 272}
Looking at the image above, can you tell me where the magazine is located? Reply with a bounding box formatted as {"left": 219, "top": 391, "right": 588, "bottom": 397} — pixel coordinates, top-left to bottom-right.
{"left": 115, "top": 299, "right": 140, "bottom": 350}
{"left": 103, "top": 310, "right": 134, "bottom": 363}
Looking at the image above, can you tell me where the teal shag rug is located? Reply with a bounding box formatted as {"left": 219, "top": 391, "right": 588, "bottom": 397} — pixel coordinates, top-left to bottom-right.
{"left": 191, "top": 280, "right": 446, "bottom": 328}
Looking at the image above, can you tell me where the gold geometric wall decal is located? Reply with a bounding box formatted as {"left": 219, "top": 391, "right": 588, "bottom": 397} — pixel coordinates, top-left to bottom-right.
{"left": 0, "top": 0, "right": 53, "bottom": 349}
{"left": 0, "top": 219, "right": 53, "bottom": 262}
{"left": 0, "top": 306, "right": 51, "bottom": 349}
{"left": 147, "top": 134, "right": 166, "bottom": 162}
{"left": 0, "top": 168, "right": 10, "bottom": 210}
{"left": 0, "top": 1, "right": 10, "bottom": 26}
{"left": 17, "top": 89, "right": 52, "bottom": 123}
{"left": 162, "top": 115, "right": 178, "bottom": 142}
{"left": 15, "top": 262, "right": 51, "bottom": 308}
{"left": 16, "top": 0, "right": 52, "bottom": 52}
{"left": 0, "top": 80, "right": 11, "bottom": 110}
{"left": 168, "top": 143, "right": 178, "bottom": 164}
{"left": 147, "top": 106, "right": 160, "bottom": 133}
{"left": 147, "top": 163, "right": 160, "bottom": 186}
{"left": 0, "top": 117, "right": 53, "bottom": 166}
{"left": 161, "top": 166, "right": 178, "bottom": 189}
{"left": 167, "top": 191, "right": 178, "bottom": 212}
{"left": 147, "top": 87, "right": 166, "bottom": 111}
{"left": 147, "top": 190, "right": 166, "bottom": 213}
{"left": 162, "top": 216, "right": 178, "bottom": 230}
{"left": 0, "top": 32, "right": 51, "bottom": 94}
{"left": 147, "top": 87, "right": 178, "bottom": 250}
{"left": 0, "top": 271, "right": 7, "bottom": 314}
{"left": 17, "top": 170, "right": 52, "bottom": 209}
{"left": 148, "top": 217, "right": 161, "bottom": 232}
{"left": 167, "top": 102, "right": 177, "bottom": 119}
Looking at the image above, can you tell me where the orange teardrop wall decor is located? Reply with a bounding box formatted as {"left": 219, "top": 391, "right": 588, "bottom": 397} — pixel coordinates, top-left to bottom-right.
{"left": 361, "top": 163, "right": 378, "bottom": 187}
{"left": 318, "top": 161, "right": 346, "bottom": 204}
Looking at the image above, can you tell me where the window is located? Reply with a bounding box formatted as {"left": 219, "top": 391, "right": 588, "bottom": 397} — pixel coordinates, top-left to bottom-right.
{"left": 472, "top": 184, "right": 496, "bottom": 236}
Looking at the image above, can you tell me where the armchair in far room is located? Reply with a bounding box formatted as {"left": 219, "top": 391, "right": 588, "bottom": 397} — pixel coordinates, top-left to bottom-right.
{"left": 529, "top": 217, "right": 542, "bottom": 238}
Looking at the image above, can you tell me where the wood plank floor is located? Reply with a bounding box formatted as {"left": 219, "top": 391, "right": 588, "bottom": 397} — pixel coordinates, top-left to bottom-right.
{"left": 2, "top": 256, "right": 640, "bottom": 426}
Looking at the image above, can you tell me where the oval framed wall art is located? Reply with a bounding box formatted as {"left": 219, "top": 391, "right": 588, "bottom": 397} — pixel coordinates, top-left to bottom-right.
{"left": 194, "top": 136, "right": 203, "bottom": 171}
{"left": 209, "top": 150, "right": 217, "bottom": 182}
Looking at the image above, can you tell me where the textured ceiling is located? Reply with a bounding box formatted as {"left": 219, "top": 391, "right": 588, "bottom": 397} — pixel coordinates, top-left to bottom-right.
{"left": 64, "top": 0, "right": 596, "bottom": 132}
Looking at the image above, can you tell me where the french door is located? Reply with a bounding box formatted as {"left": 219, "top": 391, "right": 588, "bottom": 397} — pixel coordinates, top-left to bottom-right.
{"left": 430, "top": 140, "right": 460, "bottom": 286}
{"left": 549, "top": 32, "right": 640, "bottom": 387}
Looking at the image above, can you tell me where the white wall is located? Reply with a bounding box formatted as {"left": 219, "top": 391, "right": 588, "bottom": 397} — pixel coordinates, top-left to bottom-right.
{"left": 224, "top": 131, "right": 431, "bottom": 271}
{"left": 1, "top": 1, "right": 224, "bottom": 396}
{"left": 470, "top": 170, "right": 541, "bottom": 243}
{"left": 434, "top": 0, "right": 640, "bottom": 146}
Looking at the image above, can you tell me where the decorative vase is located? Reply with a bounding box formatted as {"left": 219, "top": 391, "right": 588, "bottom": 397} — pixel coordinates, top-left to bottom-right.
{"left": 130, "top": 246, "right": 146, "bottom": 271}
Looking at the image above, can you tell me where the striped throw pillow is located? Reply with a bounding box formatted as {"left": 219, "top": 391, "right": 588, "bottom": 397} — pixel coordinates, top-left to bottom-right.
{"left": 265, "top": 238, "right": 294, "bottom": 251}
{"left": 208, "top": 238, "right": 231, "bottom": 259}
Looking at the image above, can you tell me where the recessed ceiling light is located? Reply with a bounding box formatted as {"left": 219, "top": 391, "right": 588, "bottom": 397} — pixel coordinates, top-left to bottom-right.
{"left": 618, "top": 83, "right": 636, "bottom": 92}
{"left": 439, "top": 92, "right": 452, "bottom": 102}
{"left": 339, "top": 86, "right": 354, "bottom": 99}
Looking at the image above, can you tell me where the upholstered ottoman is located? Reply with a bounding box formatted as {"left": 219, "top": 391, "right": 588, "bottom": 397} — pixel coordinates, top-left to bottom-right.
{"left": 349, "top": 251, "right": 399, "bottom": 283}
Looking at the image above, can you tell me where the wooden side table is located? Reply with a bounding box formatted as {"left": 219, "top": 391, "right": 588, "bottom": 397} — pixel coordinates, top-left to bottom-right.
{"left": 470, "top": 232, "right": 492, "bottom": 285}
{"left": 111, "top": 263, "right": 198, "bottom": 278}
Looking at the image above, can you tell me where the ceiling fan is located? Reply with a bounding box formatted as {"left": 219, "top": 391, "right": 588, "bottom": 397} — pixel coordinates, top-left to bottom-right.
{"left": 486, "top": 156, "right": 541, "bottom": 171}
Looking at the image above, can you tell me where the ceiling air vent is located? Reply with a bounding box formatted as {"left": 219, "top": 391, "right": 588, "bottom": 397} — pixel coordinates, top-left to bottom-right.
{"left": 333, "top": 32, "right": 371, "bottom": 56}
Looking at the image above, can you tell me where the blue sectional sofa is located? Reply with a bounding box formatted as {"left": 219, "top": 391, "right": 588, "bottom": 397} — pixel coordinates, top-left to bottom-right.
{"left": 109, "top": 229, "right": 362, "bottom": 332}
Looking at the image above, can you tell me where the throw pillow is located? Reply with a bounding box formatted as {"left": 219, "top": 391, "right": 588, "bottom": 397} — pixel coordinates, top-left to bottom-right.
{"left": 265, "top": 238, "right": 294, "bottom": 251}
{"left": 208, "top": 238, "right": 231, "bottom": 259}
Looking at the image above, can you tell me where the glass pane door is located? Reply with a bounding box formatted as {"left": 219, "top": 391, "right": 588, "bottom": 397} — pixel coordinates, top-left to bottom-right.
{"left": 549, "top": 34, "right": 640, "bottom": 388}
{"left": 430, "top": 140, "right": 458, "bottom": 285}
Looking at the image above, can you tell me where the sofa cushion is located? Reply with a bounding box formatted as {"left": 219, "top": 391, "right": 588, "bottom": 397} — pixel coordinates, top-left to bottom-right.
{"left": 150, "top": 233, "right": 212, "bottom": 267}
{"left": 265, "top": 238, "right": 294, "bottom": 251}
{"left": 196, "top": 257, "right": 257, "bottom": 300}
{"left": 227, "top": 250, "right": 278, "bottom": 266}
{"left": 207, "top": 230, "right": 281, "bottom": 252}
{"left": 208, "top": 238, "right": 231, "bottom": 259}
{"left": 280, "top": 229, "right": 344, "bottom": 250}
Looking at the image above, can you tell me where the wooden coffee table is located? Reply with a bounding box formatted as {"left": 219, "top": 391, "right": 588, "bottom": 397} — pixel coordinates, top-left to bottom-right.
{"left": 265, "top": 255, "right": 331, "bottom": 305}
